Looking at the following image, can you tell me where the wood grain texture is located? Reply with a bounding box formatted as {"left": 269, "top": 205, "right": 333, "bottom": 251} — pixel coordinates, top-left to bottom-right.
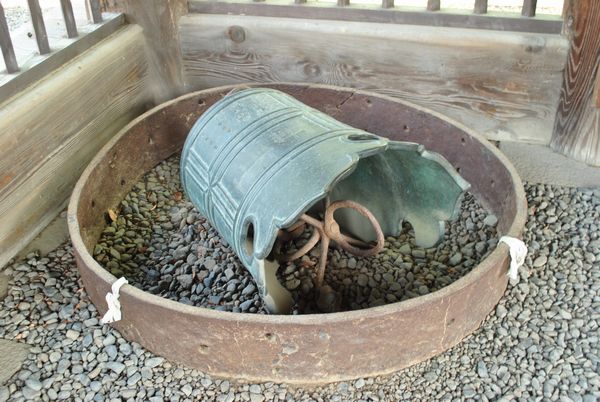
{"left": 0, "top": 25, "right": 151, "bottom": 268}
{"left": 179, "top": 14, "right": 568, "bottom": 144}
{"left": 102, "top": 0, "right": 187, "bottom": 103}
{"left": 551, "top": 0, "right": 600, "bottom": 166}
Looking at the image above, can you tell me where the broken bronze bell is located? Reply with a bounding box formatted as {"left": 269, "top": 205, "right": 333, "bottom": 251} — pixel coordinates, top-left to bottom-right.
{"left": 180, "top": 88, "right": 470, "bottom": 314}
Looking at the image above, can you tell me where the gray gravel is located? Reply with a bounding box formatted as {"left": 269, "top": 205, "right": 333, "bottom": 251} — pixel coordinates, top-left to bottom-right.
{"left": 0, "top": 182, "right": 599, "bottom": 401}
{"left": 93, "top": 154, "right": 498, "bottom": 314}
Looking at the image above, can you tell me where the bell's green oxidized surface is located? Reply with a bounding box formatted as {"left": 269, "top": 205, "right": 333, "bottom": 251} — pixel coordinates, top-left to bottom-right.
{"left": 181, "top": 88, "right": 469, "bottom": 314}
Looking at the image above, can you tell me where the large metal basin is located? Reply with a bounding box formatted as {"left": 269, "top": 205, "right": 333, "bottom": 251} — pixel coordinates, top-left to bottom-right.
{"left": 68, "top": 83, "right": 527, "bottom": 384}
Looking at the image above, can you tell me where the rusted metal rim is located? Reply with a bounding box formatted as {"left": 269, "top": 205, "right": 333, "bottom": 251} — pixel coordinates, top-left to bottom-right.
{"left": 68, "top": 83, "right": 527, "bottom": 384}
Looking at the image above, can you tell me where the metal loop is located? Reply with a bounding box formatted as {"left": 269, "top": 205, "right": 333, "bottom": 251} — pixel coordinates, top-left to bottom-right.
{"left": 274, "top": 200, "right": 384, "bottom": 288}
{"left": 323, "top": 200, "right": 385, "bottom": 257}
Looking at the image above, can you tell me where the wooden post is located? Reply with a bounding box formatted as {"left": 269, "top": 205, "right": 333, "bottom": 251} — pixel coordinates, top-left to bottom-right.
{"left": 427, "top": 0, "right": 440, "bottom": 11}
{"left": 60, "top": 0, "right": 79, "bottom": 38}
{"left": 99, "top": 0, "right": 186, "bottom": 104}
{"left": 550, "top": 0, "right": 600, "bottom": 166}
{"left": 87, "top": 0, "right": 103, "bottom": 23}
{"left": 521, "top": 0, "right": 536, "bottom": 17}
{"left": 473, "top": 0, "right": 487, "bottom": 14}
{"left": 0, "top": 2, "right": 19, "bottom": 73}
{"left": 27, "top": 0, "right": 51, "bottom": 54}
{"left": 338, "top": 0, "right": 350, "bottom": 7}
{"left": 381, "top": 0, "right": 394, "bottom": 9}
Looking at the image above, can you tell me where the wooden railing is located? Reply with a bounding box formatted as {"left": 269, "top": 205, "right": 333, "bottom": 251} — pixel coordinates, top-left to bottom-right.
{"left": 189, "top": 0, "right": 563, "bottom": 34}
{"left": 0, "top": 1, "right": 125, "bottom": 102}
{"left": 0, "top": 0, "right": 103, "bottom": 74}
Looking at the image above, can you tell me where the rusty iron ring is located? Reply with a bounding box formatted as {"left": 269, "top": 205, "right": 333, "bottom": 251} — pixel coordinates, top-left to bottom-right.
{"left": 68, "top": 83, "right": 527, "bottom": 384}
{"left": 324, "top": 200, "right": 385, "bottom": 257}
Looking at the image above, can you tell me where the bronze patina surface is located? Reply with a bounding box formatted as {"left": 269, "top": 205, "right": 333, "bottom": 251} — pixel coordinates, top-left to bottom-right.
{"left": 180, "top": 87, "right": 470, "bottom": 314}
{"left": 68, "top": 83, "right": 527, "bottom": 384}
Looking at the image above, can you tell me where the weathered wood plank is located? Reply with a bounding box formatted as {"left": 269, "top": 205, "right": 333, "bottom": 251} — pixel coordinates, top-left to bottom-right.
{"left": 473, "top": 0, "right": 487, "bottom": 14}
{"left": 60, "top": 0, "right": 79, "bottom": 38}
{"left": 551, "top": 0, "right": 600, "bottom": 166}
{"left": 0, "top": 3, "right": 19, "bottom": 73}
{"left": 427, "top": 0, "right": 440, "bottom": 12}
{"left": 188, "top": 1, "right": 563, "bottom": 34}
{"left": 521, "top": 0, "right": 537, "bottom": 17}
{"left": 102, "top": 0, "right": 187, "bottom": 103}
{"left": 27, "top": 0, "right": 51, "bottom": 54}
{"left": 0, "top": 25, "right": 150, "bottom": 268}
{"left": 180, "top": 14, "right": 568, "bottom": 144}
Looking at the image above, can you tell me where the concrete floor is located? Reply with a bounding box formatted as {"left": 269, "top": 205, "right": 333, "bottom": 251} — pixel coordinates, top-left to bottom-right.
{"left": 500, "top": 142, "right": 600, "bottom": 188}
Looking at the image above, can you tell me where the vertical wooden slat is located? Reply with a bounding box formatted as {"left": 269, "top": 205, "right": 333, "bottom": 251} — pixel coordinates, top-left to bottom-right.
{"left": 87, "top": 0, "right": 103, "bottom": 23}
{"left": 0, "top": 2, "right": 19, "bottom": 73}
{"left": 382, "top": 0, "right": 394, "bottom": 9}
{"left": 60, "top": 0, "right": 78, "bottom": 38}
{"left": 521, "top": 0, "right": 537, "bottom": 17}
{"left": 337, "top": 0, "right": 350, "bottom": 7}
{"left": 295, "top": 0, "right": 307, "bottom": 4}
{"left": 551, "top": 0, "right": 600, "bottom": 166}
{"left": 473, "top": 0, "right": 487, "bottom": 14}
{"left": 27, "top": 0, "right": 51, "bottom": 55}
{"left": 427, "top": 0, "right": 440, "bottom": 11}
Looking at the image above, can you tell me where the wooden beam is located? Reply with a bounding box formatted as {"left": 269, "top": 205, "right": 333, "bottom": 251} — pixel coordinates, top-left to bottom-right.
{"left": 473, "top": 0, "right": 487, "bottom": 14}
{"left": 0, "top": 2, "right": 19, "bottom": 73}
{"left": 27, "top": 0, "right": 51, "bottom": 55}
{"left": 188, "top": 1, "right": 563, "bottom": 34}
{"left": 521, "top": 0, "right": 537, "bottom": 17}
{"left": 103, "top": 0, "right": 187, "bottom": 103}
{"left": 60, "top": 0, "right": 79, "bottom": 38}
{"left": 427, "top": 0, "right": 440, "bottom": 12}
{"left": 180, "top": 14, "right": 568, "bottom": 145}
{"left": 550, "top": 0, "right": 600, "bottom": 166}
{"left": 338, "top": 0, "right": 350, "bottom": 7}
{"left": 0, "top": 25, "right": 150, "bottom": 268}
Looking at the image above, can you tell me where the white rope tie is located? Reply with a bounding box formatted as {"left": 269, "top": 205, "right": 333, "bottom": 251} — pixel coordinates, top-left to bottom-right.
{"left": 498, "top": 236, "right": 528, "bottom": 281}
{"left": 101, "top": 277, "right": 128, "bottom": 324}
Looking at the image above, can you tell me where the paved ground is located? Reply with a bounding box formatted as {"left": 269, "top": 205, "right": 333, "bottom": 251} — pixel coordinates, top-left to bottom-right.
{"left": 500, "top": 142, "right": 600, "bottom": 188}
